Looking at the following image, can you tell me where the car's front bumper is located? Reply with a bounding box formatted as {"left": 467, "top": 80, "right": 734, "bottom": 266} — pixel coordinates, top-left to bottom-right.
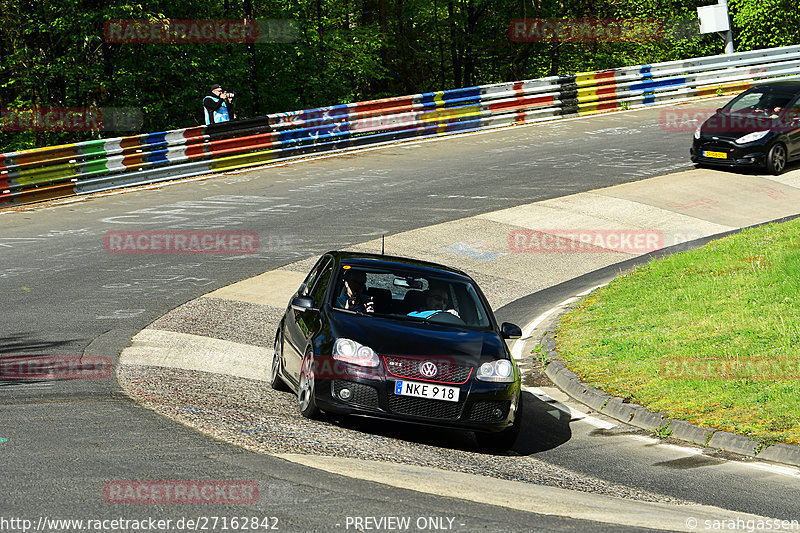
{"left": 312, "top": 361, "right": 520, "bottom": 433}
{"left": 690, "top": 138, "right": 767, "bottom": 167}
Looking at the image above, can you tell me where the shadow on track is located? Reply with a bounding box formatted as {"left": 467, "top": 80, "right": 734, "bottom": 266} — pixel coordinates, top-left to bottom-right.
{"left": 0, "top": 333, "right": 86, "bottom": 388}
{"left": 323, "top": 391, "right": 572, "bottom": 456}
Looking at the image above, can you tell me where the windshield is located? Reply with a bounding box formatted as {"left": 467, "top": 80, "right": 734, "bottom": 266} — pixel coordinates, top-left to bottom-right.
{"left": 725, "top": 89, "right": 793, "bottom": 115}
{"left": 331, "top": 266, "right": 492, "bottom": 328}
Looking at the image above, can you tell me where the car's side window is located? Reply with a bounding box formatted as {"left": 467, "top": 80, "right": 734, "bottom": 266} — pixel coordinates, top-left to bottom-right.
{"left": 301, "top": 256, "right": 331, "bottom": 296}
{"left": 309, "top": 263, "right": 333, "bottom": 306}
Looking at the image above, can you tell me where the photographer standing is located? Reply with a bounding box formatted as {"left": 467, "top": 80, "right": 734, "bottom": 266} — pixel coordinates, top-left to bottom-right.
{"left": 202, "top": 83, "right": 235, "bottom": 124}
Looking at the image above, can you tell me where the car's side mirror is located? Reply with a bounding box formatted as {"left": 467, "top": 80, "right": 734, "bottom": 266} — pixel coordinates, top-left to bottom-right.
{"left": 500, "top": 322, "right": 522, "bottom": 339}
{"left": 298, "top": 283, "right": 309, "bottom": 296}
{"left": 291, "top": 296, "right": 317, "bottom": 312}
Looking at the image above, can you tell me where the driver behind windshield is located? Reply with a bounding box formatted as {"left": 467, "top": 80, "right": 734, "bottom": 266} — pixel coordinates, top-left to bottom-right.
{"left": 336, "top": 269, "right": 374, "bottom": 314}
{"left": 408, "top": 283, "right": 460, "bottom": 319}
{"left": 753, "top": 93, "right": 787, "bottom": 115}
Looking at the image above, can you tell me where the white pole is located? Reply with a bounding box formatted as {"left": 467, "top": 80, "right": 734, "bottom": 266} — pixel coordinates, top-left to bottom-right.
{"left": 718, "top": 0, "right": 735, "bottom": 54}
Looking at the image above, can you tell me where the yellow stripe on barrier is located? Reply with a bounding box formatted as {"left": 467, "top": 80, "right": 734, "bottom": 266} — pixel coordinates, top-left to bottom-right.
{"left": 577, "top": 103, "right": 604, "bottom": 116}
{"left": 15, "top": 162, "right": 78, "bottom": 186}
{"left": 576, "top": 88, "right": 601, "bottom": 104}
{"left": 696, "top": 80, "right": 753, "bottom": 98}
{"left": 422, "top": 105, "right": 481, "bottom": 124}
{"left": 209, "top": 149, "right": 275, "bottom": 172}
{"left": 574, "top": 72, "right": 598, "bottom": 87}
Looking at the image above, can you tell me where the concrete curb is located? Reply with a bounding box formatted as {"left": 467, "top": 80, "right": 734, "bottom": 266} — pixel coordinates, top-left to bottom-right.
{"left": 538, "top": 329, "right": 800, "bottom": 467}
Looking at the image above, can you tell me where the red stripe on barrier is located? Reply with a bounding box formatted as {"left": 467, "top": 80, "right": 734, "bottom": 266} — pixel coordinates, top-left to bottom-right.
{"left": 121, "top": 152, "right": 146, "bottom": 168}
{"left": 13, "top": 146, "right": 80, "bottom": 168}
{"left": 184, "top": 144, "right": 207, "bottom": 158}
{"left": 205, "top": 133, "right": 276, "bottom": 157}
{"left": 183, "top": 126, "right": 206, "bottom": 142}
{"left": 350, "top": 96, "right": 414, "bottom": 115}
{"left": 597, "top": 85, "right": 618, "bottom": 96}
{"left": 120, "top": 137, "right": 141, "bottom": 149}
{"left": 488, "top": 94, "right": 555, "bottom": 112}
{"left": 597, "top": 101, "right": 620, "bottom": 111}
{"left": 594, "top": 70, "right": 617, "bottom": 82}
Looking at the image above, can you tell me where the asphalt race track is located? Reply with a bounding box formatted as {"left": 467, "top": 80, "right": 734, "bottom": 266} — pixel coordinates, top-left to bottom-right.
{"left": 3, "top": 101, "right": 800, "bottom": 531}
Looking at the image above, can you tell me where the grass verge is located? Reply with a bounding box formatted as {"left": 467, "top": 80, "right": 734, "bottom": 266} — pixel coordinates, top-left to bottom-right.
{"left": 556, "top": 218, "right": 800, "bottom": 445}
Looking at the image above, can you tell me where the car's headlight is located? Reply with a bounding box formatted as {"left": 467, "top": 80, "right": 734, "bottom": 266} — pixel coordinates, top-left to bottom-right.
{"left": 694, "top": 126, "right": 702, "bottom": 140}
{"left": 333, "top": 338, "right": 379, "bottom": 367}
{"left": 476, "top": 359, "right": 515, "bottom": 382}
{"left": 735, "top": 130, "right": 770, "bottom": 144}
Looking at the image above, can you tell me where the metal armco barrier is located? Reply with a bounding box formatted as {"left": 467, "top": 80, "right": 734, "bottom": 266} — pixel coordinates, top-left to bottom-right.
{"left": 2, "top": 44, "right": 799, "bottom": 208}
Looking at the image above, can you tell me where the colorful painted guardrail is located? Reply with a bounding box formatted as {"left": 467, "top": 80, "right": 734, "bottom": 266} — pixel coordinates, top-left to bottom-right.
{"left": 2, "top": 44, "right": 799, "bottom": 207}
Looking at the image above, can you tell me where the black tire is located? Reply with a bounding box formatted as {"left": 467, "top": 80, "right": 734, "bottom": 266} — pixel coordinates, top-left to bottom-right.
{"left": 298, "top": 350, "right": 320, "bottom": 419}
{"left": 269, "top": 331, "right": 290, "bottom": 392}
{"left": 766, "top": 142, "right": 787, "bottom": 175}
{"left": 475, "top": 394, "right": 524, "bottom": 452}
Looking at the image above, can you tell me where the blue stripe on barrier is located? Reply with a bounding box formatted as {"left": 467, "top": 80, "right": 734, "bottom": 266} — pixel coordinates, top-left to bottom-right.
{"left": 296, "top": 104, "right": 351, "bottom": 123}
{"left": 145, "top": 133, "right": 168, "bottom": 149}
{"left": 146, "top": 148, "right": 170, "bottom": 165}
{"left": 419, "top": 87, "right": 482, "bottom": 109}
{"left": 278, "top": 124, "right": 340, "bottom": 143}
{"left": 630, "top": 77, "right": 686, "bottom": 93}
{"left": 419, "top": 92, "right": 440, "bottom": 108}
{"left": 443, "top": 87, "right": 481, "bottom": 104}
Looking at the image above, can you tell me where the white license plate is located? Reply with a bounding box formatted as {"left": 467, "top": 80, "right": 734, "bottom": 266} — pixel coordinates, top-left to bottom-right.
{"left": 394, "top": 380, "right": 460, "bottom": 402}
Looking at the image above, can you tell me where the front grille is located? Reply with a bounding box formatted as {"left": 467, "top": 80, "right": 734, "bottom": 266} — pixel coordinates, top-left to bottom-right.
{"left": 332, "top": 380, "right": 379, "bottom": 408}
{"left": 466, "top": 400, "right": 510, "bottom": 422}
{"left": 383, "top": 356, "right": 472, "bottom": 384}
{"left": 388, "top": 395, "right": 464, "bottom": 420}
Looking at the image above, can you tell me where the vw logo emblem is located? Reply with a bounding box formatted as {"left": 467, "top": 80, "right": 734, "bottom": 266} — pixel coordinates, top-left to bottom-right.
{"left": 419, "top": 361, "right": 438, "bottom": 378}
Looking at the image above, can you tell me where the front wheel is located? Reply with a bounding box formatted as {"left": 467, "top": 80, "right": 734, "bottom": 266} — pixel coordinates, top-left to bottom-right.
{"left": 766, "top": 143, "right": 787, "bottom": 175}
{"left": 298, "top": 350, "right": 320, "bottom": 419}
{"left": 269, "top": 331, "right": 290, "bottom": 391}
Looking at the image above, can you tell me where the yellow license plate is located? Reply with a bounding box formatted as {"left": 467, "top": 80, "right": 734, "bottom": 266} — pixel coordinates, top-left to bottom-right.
{"left": 703, "top": 150, "right": 728, "bottom": 159}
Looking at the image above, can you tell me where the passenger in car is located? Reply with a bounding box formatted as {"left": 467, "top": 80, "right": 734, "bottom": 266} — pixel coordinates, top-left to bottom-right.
{"left": 407, "top": 283, "right": 460, "bottom": 319}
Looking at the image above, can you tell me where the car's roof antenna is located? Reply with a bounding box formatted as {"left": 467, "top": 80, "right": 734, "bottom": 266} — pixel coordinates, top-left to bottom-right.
{"left": 381, "top": 234, "right": 385, "bottom": 255}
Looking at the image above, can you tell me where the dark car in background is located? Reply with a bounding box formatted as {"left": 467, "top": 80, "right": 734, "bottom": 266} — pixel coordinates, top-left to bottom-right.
{"left": 270, "top": 251, "right": 524, "bottom": 450}
{"left": 690, "top": 81, "right": 800, "bottom": 174}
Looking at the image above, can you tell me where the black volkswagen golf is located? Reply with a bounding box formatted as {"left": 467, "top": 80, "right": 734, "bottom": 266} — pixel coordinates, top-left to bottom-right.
{"left": 690, "top": 81, "right": 800, "bottom": 174}
{"left": 270, "top": 251, "right": 524, "bottom": 449}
